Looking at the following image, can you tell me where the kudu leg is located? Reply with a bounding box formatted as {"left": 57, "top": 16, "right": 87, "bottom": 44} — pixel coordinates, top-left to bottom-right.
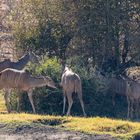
{"left": 66, "top": 92, "right": 73, "bottom": 116}
{"left": 112, "top": 93, "right": 116, "bottom": 106}
{"left": 16, "top": 90, "right": 21, "bottom": 112}
{"left": 62, "top": 91, "right": 66, "bottom": 115}
{"left": 4, "top": 89, "right": 11, "bottom": 113}
{"left": 77, "top": 92, "right": 86, "bottom": 116}
{"left": 127, "top": 96, "right": 130, "bottom": 119}
{"left": 27, "top": 89, "right": 36, "bottom": 113}
{"left": 130, "top": 99, "right": 134, "bottom": 119}
{"left": 135, "top": 100, "right": 139, "bottom": 119}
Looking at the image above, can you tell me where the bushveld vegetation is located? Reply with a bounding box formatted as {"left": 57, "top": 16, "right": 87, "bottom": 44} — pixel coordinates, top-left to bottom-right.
{"left": 1, "top": 0, "right": 140, "bottom": 139}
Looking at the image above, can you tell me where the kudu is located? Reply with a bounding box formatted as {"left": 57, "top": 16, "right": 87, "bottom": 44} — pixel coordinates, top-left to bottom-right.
{"left": 97, "top": 70, "right": 140, "bottom": 119}
{"left": 0, "top": 52, "right": 39, "bottom": 72}
{"left": 60, "top": 63, "right": 86, "bottom": 116}
{"left": 0, "top": 68, "right": 56, "bottom": 113}
{"left": 96, "top": 71, "right": 127, "bottom": 106}
{"left": 125, "top": 79, "right": 140, "bottom": 119}
{"left": 0, "top": 52, "right": 39, "bottom": 112}
{"left": 105, "top": 76, "right": 127, "bottom": 106}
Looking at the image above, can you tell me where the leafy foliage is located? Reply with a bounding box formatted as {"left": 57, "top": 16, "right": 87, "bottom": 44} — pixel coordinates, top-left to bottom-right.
{"left": 7, "top": 57, "right": 127, "bottom": 119}
{"left": 6, "top": 0, "right": 140, "bottom": 118}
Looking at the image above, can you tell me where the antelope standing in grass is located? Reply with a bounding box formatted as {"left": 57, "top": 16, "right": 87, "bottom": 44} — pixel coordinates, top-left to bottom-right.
{"left": 0, "top": 52, "right": 39, "bottom": 72}
{"left": 0, "top": 52, "right": 39, "bottom": 112}
{"left": 0, "top": 68, "right": 56, "bottom": 113}
{"left": 102, "top": 75, "right": 127, "bottom": 106}
{"left": 125, "top": 79, "right": 140, "bottom": 119}
{"left": 60, "top": 61, "right": 86, "bottom": 116}
{"left": 95, "top": 69, "right": 127, "bottom": 106}
{"left": 104, "top": 75, "right": 140, "bottom": 119}
{"left": 97, "top": 70, "right": 140, "bottom": 119}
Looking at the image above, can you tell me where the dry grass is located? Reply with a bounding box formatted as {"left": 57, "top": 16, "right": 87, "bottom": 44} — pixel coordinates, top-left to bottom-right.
{"left": 0, "top": 113, "right": 139, "bottom": 139}
{"left": 0, "top": 93, "right": 140, "bottom": 140}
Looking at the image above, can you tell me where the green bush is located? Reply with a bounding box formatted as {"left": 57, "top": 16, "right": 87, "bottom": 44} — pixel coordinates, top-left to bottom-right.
{"left": 9, "top": 57, "right": 127, "bottom": 118}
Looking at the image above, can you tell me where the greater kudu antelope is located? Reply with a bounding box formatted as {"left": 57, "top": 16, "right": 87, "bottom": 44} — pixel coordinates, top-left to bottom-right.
{"left": 0, "top": 52, "right": 39, "bottom": 112}
{"left": 97, "top": 71, "right": 140, "bottom": 119}
{"left": 0, "top": 52, "right": 39, "bottom": 72}
{"left": 125, "top": 79, "right": 140, "bottom": 119}
{"left": 96, "top": 70, "right": 127, "bottom": 106}
{"left": 60, "top": 64, "right": 86, "bottom": 116}
{"left": 105, "top": 75, "right": 127, "bottom": 106}
{"left": 0, "top": 68, "right": 56, "bottom": 113}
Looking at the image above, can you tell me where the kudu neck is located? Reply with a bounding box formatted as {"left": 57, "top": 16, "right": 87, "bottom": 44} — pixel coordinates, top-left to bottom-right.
{"left": 61, "top": 63, "right": 66, "bottom": 76}
{"left": 14, "top": 53, "right": 30, "bottom": 70}
{"left": 29, "top": 77, "right": 46, "bottom": 88}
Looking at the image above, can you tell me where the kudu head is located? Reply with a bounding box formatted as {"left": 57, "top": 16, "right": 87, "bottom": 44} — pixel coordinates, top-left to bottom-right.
{"left": 60, "top": 59, "right": 73, "bottom": 73}
{"left": 40, "top": 71, "right": 57, "bottom": 89}
{"left": 44, "top": 76, "right": 57, "bottom": 89}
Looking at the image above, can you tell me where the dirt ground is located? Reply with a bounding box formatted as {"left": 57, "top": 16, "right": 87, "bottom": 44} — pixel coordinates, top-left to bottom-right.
{"left": 0, "top": 124, "right": 117, "bottom": 140}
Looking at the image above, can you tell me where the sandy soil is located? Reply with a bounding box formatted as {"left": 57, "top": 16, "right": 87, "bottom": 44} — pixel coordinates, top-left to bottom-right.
{"left": 0, "top": 124, "right": 117, "bottom": 140}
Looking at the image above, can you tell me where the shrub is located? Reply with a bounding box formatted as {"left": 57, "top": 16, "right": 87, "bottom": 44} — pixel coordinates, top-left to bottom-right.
{"left": 9, "top": 57, "right": 127, "bottom": 118}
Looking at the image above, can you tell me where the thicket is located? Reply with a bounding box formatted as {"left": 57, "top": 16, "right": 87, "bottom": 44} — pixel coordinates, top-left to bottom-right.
{"left": 9, "top": 57, "right": 127, "bottom": 118}
{"left": 8, "top": 0, "right": 140, "bottom": 118}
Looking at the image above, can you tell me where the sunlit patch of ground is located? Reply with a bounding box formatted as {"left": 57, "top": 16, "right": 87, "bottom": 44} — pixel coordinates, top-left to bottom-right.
{"left": 0, "top": 113, "right": 139, "bottom": 139}
{"left": 0, "top": 92, "right": 140, "bottom": 139}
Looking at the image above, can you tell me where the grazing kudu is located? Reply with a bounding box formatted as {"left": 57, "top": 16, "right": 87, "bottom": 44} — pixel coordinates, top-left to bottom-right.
{"left": 0, "top": 52, "right": 39, "bottom": 112}
{"left": 97, "top": 71, "right": 140, "bottom": 119}
{"left": 0, "top": 52, "right": 39, "bottom": 72}
{"left": 0, "top": 68, "right": 56, "bottom": 113}
{"left": 97, "top": 72, "right": 127, "bottom": 106}
{"left": 125, "top": 79, "right": 140, "bottom": 119}
{"left": 106, "top": 76, "right": 127, "bottom": 106}
{"left": 60, "top": 64, "right": 86, "bottom": 116}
